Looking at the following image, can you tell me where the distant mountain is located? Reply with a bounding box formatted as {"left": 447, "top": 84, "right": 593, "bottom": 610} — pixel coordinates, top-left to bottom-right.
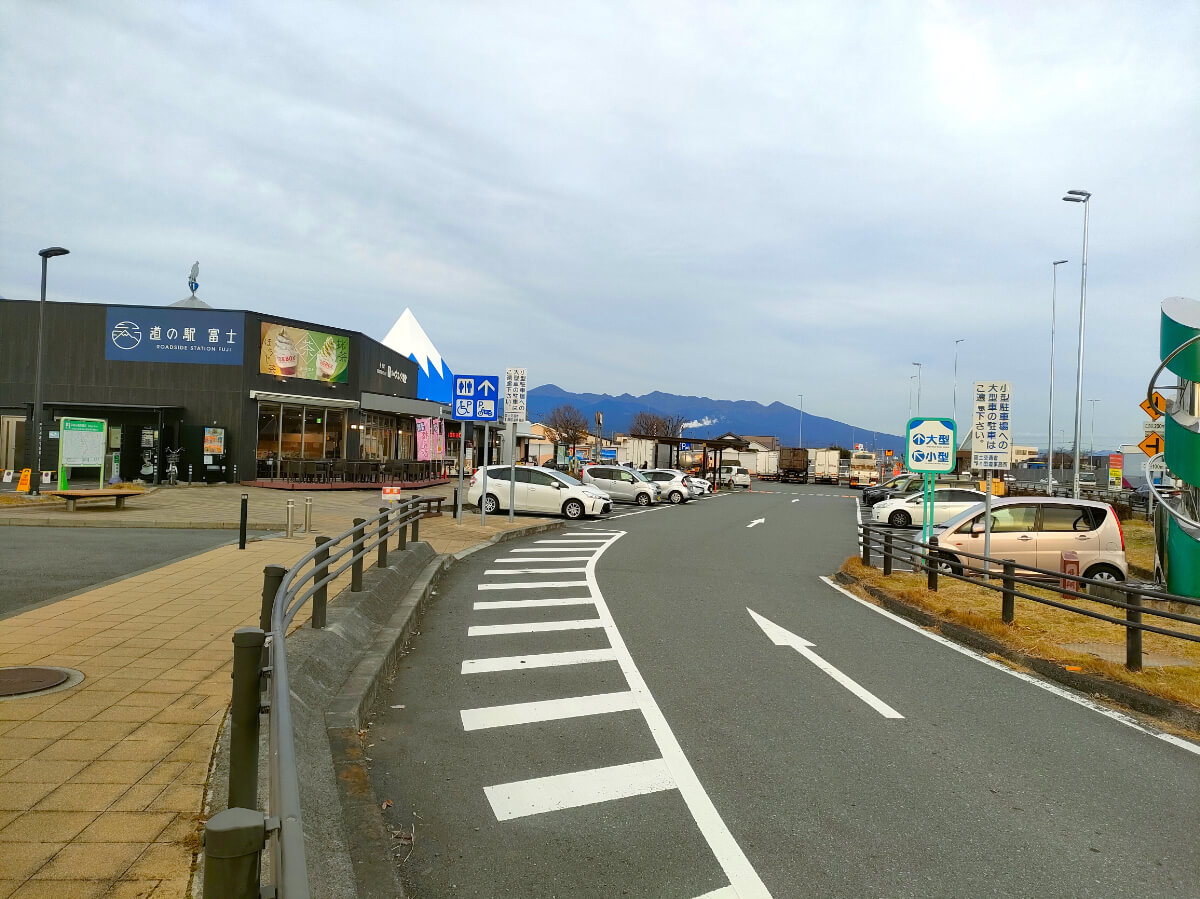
{"left": 527, "top": 385, "right": 905, "bottom": 453}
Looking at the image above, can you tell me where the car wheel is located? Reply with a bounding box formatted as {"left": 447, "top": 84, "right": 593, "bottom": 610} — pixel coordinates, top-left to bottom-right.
{"left": 1084, "top": 563, "right": 1124, "bottom": 585}
{"left": 934, "top": 552, "right": 963, "bottom": 576}
{"left": 562, "top": 499, "right": 584, "bottom": 520}
{"left": 482, "top": 494, "right": 499, "bottom": 514}
{"left": 636, "top": 492, "right": 651, "bottom": 506}
{"left": 888, "top": 510, "right": 912, "bottom": 528}
{"left": 668, "top": 490, "right": 683, "bottom": 504}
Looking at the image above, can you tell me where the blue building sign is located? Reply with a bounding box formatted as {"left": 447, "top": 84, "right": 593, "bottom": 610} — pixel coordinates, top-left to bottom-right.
{"left": 105, "top": 307, "right": 244, "bottom": 365}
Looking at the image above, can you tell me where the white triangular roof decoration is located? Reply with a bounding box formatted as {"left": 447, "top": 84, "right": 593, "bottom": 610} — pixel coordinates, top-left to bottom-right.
{"left": 382, "top": 308, "right": 444, "bottom": 377}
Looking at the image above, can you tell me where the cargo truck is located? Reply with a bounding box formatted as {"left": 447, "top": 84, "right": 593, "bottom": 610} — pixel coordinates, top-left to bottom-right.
{"left": 813, "top": 448, "right": 840, "bottom": 484}
{"left": 849, "top": 450, "right": 879, "bottom": 488}
{"left": 778, "top": 447, "right": 809, "bottom": 483}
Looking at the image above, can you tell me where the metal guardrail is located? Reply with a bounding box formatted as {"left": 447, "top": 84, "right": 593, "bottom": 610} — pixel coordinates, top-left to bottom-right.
{"left": 857, "top": 522, "right": 1200, "bottom": 672}
{"left": 204, "top": 497, "right": 427, "bottom": 898}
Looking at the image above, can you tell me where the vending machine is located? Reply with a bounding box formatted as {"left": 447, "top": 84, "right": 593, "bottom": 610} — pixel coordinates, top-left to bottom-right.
{"left": 181, "top": 424, "right": 229, "bottom": 483}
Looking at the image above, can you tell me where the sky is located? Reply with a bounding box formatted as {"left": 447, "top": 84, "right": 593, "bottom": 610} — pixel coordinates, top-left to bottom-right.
{"left": 2, "top": 1, "right": 1197, "bottom": 452}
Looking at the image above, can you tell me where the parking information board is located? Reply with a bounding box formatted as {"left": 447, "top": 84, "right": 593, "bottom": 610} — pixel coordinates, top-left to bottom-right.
{"left": 453, "top": 375, "right": 500, "bottom": 421}
{"left": 503, "top": 368, "right": 527, "bottom": 423}
{"left": 905, "top": 418, "right": 957, "bottom": 473}
{"left": 60, "top": 418, "right": 107, "bottom": 467}
{"left": 971, "top": 380, "right": 1013, "bottom": 470}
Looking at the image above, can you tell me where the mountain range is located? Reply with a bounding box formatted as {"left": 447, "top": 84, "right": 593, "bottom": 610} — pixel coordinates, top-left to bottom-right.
{"left": 527, "top": 384, "right": 905, "bottom": 453}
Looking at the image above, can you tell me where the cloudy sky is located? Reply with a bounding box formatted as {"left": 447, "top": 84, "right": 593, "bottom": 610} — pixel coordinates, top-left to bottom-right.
{"left": 2, "top": 1, "right": 1197, "bottom": 451}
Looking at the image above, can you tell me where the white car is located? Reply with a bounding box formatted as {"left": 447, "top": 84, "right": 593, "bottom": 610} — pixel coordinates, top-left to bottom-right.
{"left": 718, "top": 465, "right": 752, "bottom": 489}
{"left": 873, "top": 487, "right": 986, "bottom": 528}
{"left": 687, "top": 475, "right": 713, "bottom": 496}
{"left": 467, "top": 465, "right": 612, "bottom": 520}
{"left": 642, "top": 469, "right": 694, "bottom": 504}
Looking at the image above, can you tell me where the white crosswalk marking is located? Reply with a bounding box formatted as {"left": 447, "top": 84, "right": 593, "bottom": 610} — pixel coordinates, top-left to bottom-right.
{"left": 484, "top": 759, "right": 676, "bottom": 821}
{"left": 473, "top": 597, "right": 597, "bottom": 610}
{"left": 491, "top": 556, "right": 592, "bottom": 563}
{"left": 460, "top": 691, "right": 639, "bottom": 731}
{"left": 510, "top": 547, "right": 596, "bottom": 553}
{"left": 484, "top": 567, "right": 587, "bottom": 575}
{"left": 461, "top": 648, "right": 617, "bottom": 674}
{"left": 477, "top": 580, "right": 589, "bottom": 591}
{"left": 467, "top": 619, "right": 603, "bottom": 636}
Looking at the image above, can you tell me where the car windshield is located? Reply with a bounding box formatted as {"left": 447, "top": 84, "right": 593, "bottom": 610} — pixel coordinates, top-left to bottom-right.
{"left": 630, "top": 470, "right": 651, "bottom": 482}
{"left": 553, "top": 471, "right": 583, "bottom": 486}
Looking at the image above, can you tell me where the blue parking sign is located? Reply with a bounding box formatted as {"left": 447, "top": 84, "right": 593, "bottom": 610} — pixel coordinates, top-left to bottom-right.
{"left": 453, "top": 375, "right": 500, "bottom": 421}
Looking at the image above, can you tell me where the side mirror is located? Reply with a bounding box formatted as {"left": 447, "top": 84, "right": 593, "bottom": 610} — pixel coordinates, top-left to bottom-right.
{"left": 970, "top": 521, "right": 985, "bottom": 536}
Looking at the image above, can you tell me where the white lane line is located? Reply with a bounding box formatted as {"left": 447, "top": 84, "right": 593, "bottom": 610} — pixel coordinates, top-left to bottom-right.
{"left": 492, "top": 556, "right": 592, "bottom": 563}
{"left": 461, "top": 648, "right": 617, "bottom": 674}
{"left": 560, "top": 531, "right": 622, "bottom": 537}
{"left": 474, "top": 598, "right": 596, "bottom": 610}
{"left": 582, "top": 535, "right": 773, "bottom": 898}
{"left": 461, "top": 691, "right": 639, "bottom": 731}
{"left": 510, "top": 547, "right": 599, "bottom": 553}
{"left": 484, "top": 567, "right": 588, "bottom": 575}
{"left": 818, "top": 576, "right": 1200, "bottom": 758}
{"left": 485, "top": 759, "right": 675, "bottom": 821}
{"left": 695, "top": 888, "right": 740, "bottom": 899}
{"left": 791, "top": 499, "right": 800, "bottom": 503}
{"left": 604, "top": 506, "right": 673, "bottom": 519}
{"left": 477, "top": 580, "right": 589, "bottom": 591}
{"left": 536, "top": 539, "right": 608, "bottom": 545}
{"left": 468, "top": 619, "right": 603, "bottom": 636}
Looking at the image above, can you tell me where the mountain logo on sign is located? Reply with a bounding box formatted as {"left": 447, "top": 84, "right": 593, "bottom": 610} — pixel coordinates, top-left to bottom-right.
{"left": 110, "top": 320, "right": 142, "bottom": 350}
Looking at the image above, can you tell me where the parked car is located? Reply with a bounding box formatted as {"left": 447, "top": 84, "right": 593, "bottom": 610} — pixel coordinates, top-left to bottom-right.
{"left": 687, "top": 475, "right": 713, "bottom": 495}
{"left": 873, "top": 488, "right": 986, "bottom": 528}
{"left": 643, "top": 469, "right": 694, "bottom": 504}
{"left": 580, "top": 465, "right": 661, "bottom": 505}
{"left": 931, "top": 497, "right": 1128, "bottom": 582}
{"left": 467, "top": 465, "right": 612, "bottom": 520}
{"left": 718, "top": 465, "right": 752, "bottom": 489}
{"left": 863, "top": 473, "right": 976, "bottom": 507}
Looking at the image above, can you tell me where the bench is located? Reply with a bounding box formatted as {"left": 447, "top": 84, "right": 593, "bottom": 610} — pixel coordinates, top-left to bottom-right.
{"left": 415, "top": 496, "right": 446, "bottom": 518}
{"left": 44, "top": 489, "right": 144, "bottom": 512}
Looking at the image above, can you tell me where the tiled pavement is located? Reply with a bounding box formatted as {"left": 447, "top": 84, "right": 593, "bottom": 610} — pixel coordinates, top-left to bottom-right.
{"left": 0, "top": 493, "right": 550, "bottom": 898}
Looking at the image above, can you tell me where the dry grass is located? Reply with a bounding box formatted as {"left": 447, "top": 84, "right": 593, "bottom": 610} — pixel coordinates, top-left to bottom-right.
{"left": 842, "top": 557, "right": 1200, "bottom": 711}
{"left": 1122, "top": 518, "right": 1156, "bottom": 577}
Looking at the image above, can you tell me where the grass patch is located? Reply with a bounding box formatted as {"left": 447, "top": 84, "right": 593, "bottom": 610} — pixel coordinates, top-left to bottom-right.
{"left": 841, "top": 556, "right": 1200, "bottom": 712}
{"left": 1122, "top": 518, "right": 1155, "bottom": 578}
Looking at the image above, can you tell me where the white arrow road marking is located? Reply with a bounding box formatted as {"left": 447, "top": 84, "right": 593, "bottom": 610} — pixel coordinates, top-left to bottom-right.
{"left": 746, "top": 518, "right": 765, "bottom": 528}
{"left": 791, "top": 499, "right": 800, "bottom": 503}
{"left": 747, "top": 608, "right": 903, "bottom": 719}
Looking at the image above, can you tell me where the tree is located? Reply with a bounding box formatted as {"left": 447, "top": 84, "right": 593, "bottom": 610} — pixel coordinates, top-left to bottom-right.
{"left": 543, "top": 404, "right": 590, "bottom": 452}
{"left": 629, "top": 410, "right": 667, "bottom": 437}
{"left": 662, "top": 414, "right": 688, "bottom": 438}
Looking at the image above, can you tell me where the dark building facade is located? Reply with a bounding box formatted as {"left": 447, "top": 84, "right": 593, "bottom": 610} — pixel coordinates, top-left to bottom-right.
{"left": 0, "top": 299, "right": 449, "bottom": 484}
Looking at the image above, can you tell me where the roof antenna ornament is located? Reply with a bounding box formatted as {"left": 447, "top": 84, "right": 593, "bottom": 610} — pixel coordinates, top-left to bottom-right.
{"left": 188, "top": 261, "right": 199, "bottom": 296}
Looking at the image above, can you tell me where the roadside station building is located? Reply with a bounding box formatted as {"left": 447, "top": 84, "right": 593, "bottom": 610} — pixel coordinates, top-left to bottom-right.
{"left": 0, "top": 297, "right": 453, "bottom": 485}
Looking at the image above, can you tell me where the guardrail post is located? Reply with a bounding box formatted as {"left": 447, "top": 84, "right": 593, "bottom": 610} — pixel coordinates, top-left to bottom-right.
{"left": 312, "top": 536, "right": 331, "bottom": 629}
{"left": 883, "top": 531, "right": 893, "bottom": 576}
{"left": 1125, "top": 588, "right": 1143, "bottom": 672}
{"left": 303, "top": 496, "right": 313, "bottom": 534}
{"left": 396, "top": 504, "right": 409, "bottom": 552}
{"left": 861, "top": 526, "right": 871, "bottom": 566}
{"left": 351, "top": 518, "right": 366, "bottom": 592}
{"left": 926, "top": 536, "right": 938, "bottom": 592}
{"left": 238, "top": 493, "right": 249, "bottom": 550}
{"left": 285, "top": 499, "right": 295, "bottom": 538}
{"left": 228, "top": 627, "right": 265, "bottom": 810}
{"left": 412, "top": 497, "right": 421, "bottom": 543}
{"left": 260, "top": 565, "right": 285, "bottom": 634}
{"left": 377, "top": 507, "right": 390, "bottom": 568}
{"left": 1001, "top": 561, "right": 1016, "bottom": 624}
{"left": 203, "top": 806, "right": 266, "bottom": 899}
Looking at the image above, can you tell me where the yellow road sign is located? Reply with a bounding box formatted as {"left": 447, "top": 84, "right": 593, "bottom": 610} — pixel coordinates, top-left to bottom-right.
{"left": 1138, "top": 433, "right": 1164, "bottom": 457}
{"left": 1140, "top": 392, "right": 1167, "bottom": 420}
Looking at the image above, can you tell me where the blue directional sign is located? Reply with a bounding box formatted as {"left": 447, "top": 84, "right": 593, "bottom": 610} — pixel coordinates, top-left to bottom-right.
{"left": 905, "top": 417, "right": 957, "bottom": 474}
{"left": 453, "top": 374, "right": 500, "bottom": 421}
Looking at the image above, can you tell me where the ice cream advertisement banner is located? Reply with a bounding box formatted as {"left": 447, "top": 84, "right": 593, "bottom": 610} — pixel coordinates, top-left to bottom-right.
{"left": 259, "top": 323, "right": 349, "bottom": 383}
{"left": 416, "top": 417, "right": 432, "bottom": 461}
{"left": 432, "top": 418, "right": 445, "bottom": 457}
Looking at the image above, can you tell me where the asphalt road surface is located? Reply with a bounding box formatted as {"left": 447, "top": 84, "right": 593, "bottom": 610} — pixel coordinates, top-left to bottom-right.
{"left": 0, "top": 525, "right": 251, "bottom": 618}
{"left": 368, "top": 484, "right": 1199, "bottom": 898}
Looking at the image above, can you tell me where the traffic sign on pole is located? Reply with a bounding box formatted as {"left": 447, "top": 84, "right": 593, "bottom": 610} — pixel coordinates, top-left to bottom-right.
{"left": 453, "top": 375, "right": 500, "bottom": 421}
{"left": 905, "top": 417, "right": 956, "bottom": 474}
{"left": 1140, "top": 391, "right": 1168, "bottom": 421}
{"left": 1138, "top": 433, "right": 1164, "bottom": 457}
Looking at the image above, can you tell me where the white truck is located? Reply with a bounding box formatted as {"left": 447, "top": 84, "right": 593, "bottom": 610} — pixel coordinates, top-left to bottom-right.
{"left": 849, "top": 451, "right": 879, "bottom": 488}
{"left": 813, "top": 449, "right": 840, "bottom": 484}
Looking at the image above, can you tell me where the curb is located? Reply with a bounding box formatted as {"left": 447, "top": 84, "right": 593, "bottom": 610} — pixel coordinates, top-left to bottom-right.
{"left": 833, "top": 570, "right": 1200, "bottom": 733}
{"left": 0, "top": 517, "right": 286, "bottom": 529}
{"left": 325, "top": 518, "right": 565, "bottom": 898}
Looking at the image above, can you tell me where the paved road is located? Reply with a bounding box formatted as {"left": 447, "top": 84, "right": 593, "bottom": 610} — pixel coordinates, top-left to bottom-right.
{"left": 0, "top": 525, "right": 254, "bottom": 618}
{"left": 368, "top": 485, "right": 1199, "bottom": 898}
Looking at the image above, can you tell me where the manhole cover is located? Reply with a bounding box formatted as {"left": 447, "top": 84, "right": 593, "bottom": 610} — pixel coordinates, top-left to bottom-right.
{"left": 0, "top": 666, "right": 70, "bottom": 697}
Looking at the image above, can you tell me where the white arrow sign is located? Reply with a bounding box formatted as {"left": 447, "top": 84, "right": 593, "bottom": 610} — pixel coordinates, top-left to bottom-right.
{"left": 479, "top": 380, "right": 496, "bottom": 395}
{"left": 747, "top": 608, "right": 903, "bottom": 719}
{"left": 747, "top": 518, "right": 765, "bottom": 528}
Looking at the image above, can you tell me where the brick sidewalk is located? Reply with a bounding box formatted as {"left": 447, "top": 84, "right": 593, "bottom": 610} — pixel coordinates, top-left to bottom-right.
{"left": 0, "top": 502, "right": 550, "bottom": 898}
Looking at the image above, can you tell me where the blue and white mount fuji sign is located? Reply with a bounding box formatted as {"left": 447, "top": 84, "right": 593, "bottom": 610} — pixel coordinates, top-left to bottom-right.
{"left": 454, "top": 375, "right": 500, "bottom": 421}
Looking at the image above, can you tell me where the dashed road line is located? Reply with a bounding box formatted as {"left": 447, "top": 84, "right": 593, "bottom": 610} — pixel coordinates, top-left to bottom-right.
{"left": 484, "top": 759, "right": 676, "bottom": 821}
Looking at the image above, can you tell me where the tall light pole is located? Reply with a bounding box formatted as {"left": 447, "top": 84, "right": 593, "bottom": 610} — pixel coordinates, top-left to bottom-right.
{"left": 1047, "top": 259, "right": 1068, "bottom": 495}
{"left": 912, "top": 362, "right": 922, "bottom": 415}
{"left": 796, "top": 394, "right": 804, "bottom": 449}
{"left": 908, "top": 374, "right": 917, "bottom": 421}
{"left": 1086, "top": 398, "right": 1100, "bottom": 469}
{"left": 953, "top": 339, "right": 965, "bottom": 431}
{"left": 31, "top": 246, "right": 70, "bottom": 496}
{"left": 1062, "top": 189, "right": 1091, "bottom": 498}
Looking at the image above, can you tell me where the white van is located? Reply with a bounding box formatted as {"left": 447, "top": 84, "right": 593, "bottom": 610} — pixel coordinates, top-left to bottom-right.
{"left": 719, "top": 465, "right": 752, "bottom": 489}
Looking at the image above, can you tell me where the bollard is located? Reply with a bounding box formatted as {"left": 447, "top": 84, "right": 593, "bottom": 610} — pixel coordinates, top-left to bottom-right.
{"left": 312, "top": 536, "right": 331, "bottom": 628}
{"left": 232, "top": 463, "right": 238, "bottom": 482}
{"left": 203, "top": 806, "right": 266, "bottom": 899}
{"left": 1125, "top": 589, "right": 1143, "bottom": 672}
{"left": 396, "top": 507, "right": 408, "bottom": 553}
{"left": 861, "top": 526, "right": 871, "bottom": 566}
{"left": 1001, "top": 561, "right": 1016, "bottom": 624}
{"left": 228, "top": 627, "right": 265, "bottom": 810}
{"left": 238, "top": 493, "right": 249, "bottom": 550}
{"left": 303, "top": 496, "right": 312, "bottom": 534}
{"left": 188, "top": 464, "right": 193, "bottom": 485}
{"left": 377, "top": 507, "right": 390, "bottom": 568}
{"left": 926, "top": 536, "right": 939, "bottom": 592}
{"left": 883, "top": 531, "right": 893, "bottom": 576}
{"left": 351, "top": 518, "right": 365, "bottom": 592}
{"left": 285, "top": 499, "right": 295, "bottom": 538}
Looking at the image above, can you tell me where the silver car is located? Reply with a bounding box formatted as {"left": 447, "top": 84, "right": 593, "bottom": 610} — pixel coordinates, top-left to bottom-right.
{"left": 580, "top": 465, "right": 661, "bottom": 505}
{"left": 643, "top": 469, "right": 694, "bottom": 504}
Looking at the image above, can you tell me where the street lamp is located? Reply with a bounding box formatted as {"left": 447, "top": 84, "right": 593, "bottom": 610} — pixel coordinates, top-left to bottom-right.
{"left": 1086, "top": 398, "right": 1100, "bottom": 469}
{"left": 912, "top": 362, "right": 922, "bottom": 415}
{"left": 796, "top": 394, "right": 804, "bottom": 449}
{"left": 1062, "top": 189, "right": 1091, "bottom": 497}
{"left": 953, "top": 339, "right": 965, "bottom": 430}
{"left": 908, "top": 374, "right": 917, "bottom": 421}
{"left": 31, "top": 246, "right": 70, "bottom": 495}
{"left": 1047, "top": 259, "right": 1068, "bottom": 495}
